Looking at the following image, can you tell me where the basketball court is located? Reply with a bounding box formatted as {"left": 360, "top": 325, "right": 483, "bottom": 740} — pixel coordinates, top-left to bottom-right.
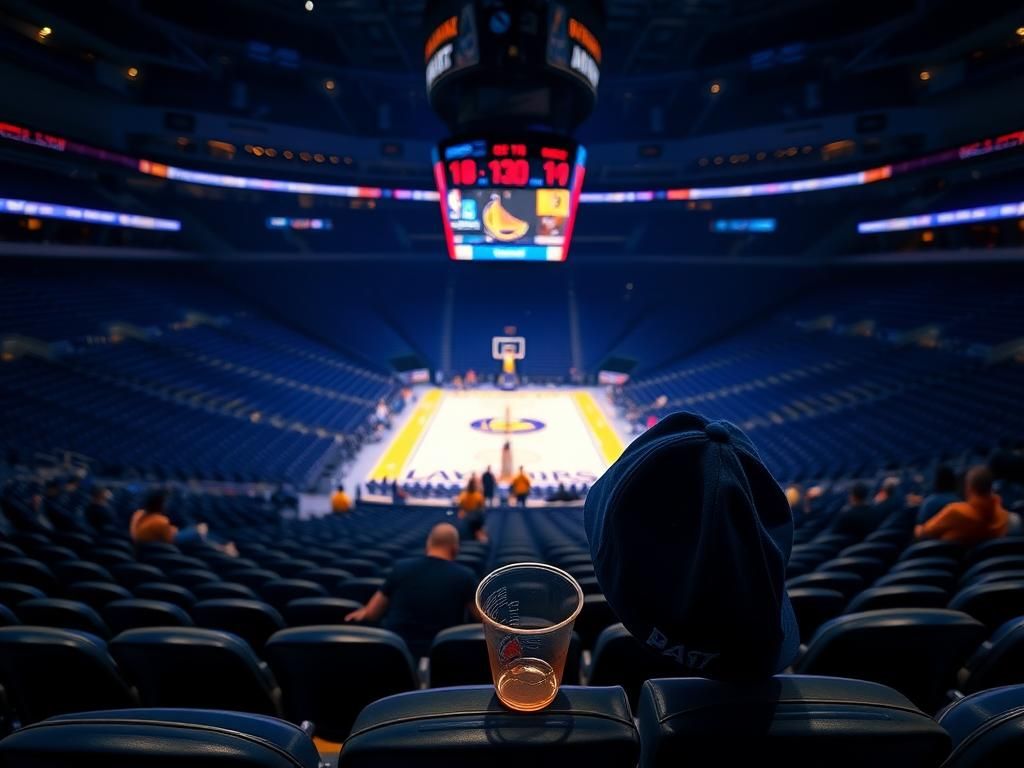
{"left": 367, "top": 388, "right": 626, "bottom": 491}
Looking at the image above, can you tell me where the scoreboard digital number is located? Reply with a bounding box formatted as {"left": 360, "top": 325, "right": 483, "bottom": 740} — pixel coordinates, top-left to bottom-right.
{"left": 432, "top": 135, "right": 586, "bottom": 262}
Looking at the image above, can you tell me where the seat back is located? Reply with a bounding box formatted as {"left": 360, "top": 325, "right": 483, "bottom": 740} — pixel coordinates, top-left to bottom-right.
{"left": 957, "top": 617, "right": 1024, "bottom": 694}
{"left": 259, "top": 579, "right": 327, "bottom": 610}
{"left": 589, "top": 624, "right": 690, "bottom": 709}
{"left": 194, "top": 581, "right": 258, "bottom": 600}
{"left": 192, "top": 599, "right": 285, "bottom": 652}
{"left": 67, "top": 581, "right": 133, "bottom": 609}
{"left": 575, "top": 594, "right": 619, "bottom": 650}
{"left": 795, "top": 609, "right": 986, "bottom": 711}
{"left": 339, "top": 685, "right": 639, "bottom": 768}
{"left": 265, "top": 626, "right": 418, "bottom": 741}
{"left": 787, "top": 588, "right": 845, "bottom": 643}
{"left": 0, "top": 708, "right": 320, "bottom": 768}
{"left": 0, "top": 626, "right": 136, "bottom": 723}
{"left": 0, "top": 581, "right": 45, "bottom": 605}
{"left": 16, "top": 598, "right": 112, "bottom": 639}
{"left": 103, "top": 599, "right": 194, "bottom": 634}
{"left": 110, "top": 628, "right": 281, "bottom": 716}
{"left": 638, "top": 675, "right": 950, "bottom": 767}
{"left": 0, "top": 558, "right": 57, "bottom": 592}
{"left": 938, "top": 685, "right": 1024, "bottom": 767}
{"left": 283, "top": 597, "right": 361, "bottom": 626}
{"left": 845, "top": 585, "right": 949, "bottom": 613}
{"left": 334, "top": 577, "right": 385, "bottom": 604}
{"left": 134, "top": 582, "right": 198, "bottom": 610}
{"left": 948, "top": 581, "right": 1024, "bottom": 631}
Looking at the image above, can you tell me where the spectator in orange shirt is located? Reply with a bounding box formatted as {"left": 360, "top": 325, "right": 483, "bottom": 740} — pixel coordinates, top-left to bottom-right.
{"left": 456, "top": 476, "right": 485, "bottom": 518}
{"left": 915, "top": 465, "right": 1009, "bottom": 544}
{"left": 331, "top": 484, "right": 352, "bottom": 514}
{"left": 510, "top": 467, "right": 531, "bottom": 507}
{"left": 130, "top": 490, "right": 178, "bottom": 544}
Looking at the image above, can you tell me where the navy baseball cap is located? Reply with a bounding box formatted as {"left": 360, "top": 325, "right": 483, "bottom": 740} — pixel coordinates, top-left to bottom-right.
{"left": 584, "top": 411, "right": 799, "bottom": 680}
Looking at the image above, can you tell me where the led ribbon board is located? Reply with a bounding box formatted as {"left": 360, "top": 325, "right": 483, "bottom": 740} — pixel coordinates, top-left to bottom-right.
{"left": 433, "top": 135, "right": 586, "bottom": 261}
{"left": 0, "top": 197, "right": 181, "bottom": 231}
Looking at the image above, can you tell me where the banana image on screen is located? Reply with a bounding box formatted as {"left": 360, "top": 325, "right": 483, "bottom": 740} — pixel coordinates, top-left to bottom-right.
{"left": 482, "top": 194, "right": 530, "bottom": 241}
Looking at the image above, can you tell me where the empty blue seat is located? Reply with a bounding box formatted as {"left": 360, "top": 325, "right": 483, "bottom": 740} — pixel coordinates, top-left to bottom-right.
{"left": 67, "top": 581, "right": 133, "bottom": 609}
{"left": 335, "top": 577, "right": 385, "bottom": 604}
{"left": 845, "top": 585, "right": 949, "bottom": 613}
{"left": 194, "top": 581, "right": 258, "bottom": 600}
{"left": 0, "top": 627, "right": 137, "bottom": 723}
{"left": 283, "top": 597, "right": 361, "bottom": 626}
{"left": 103, "top": 599, "right": 194, "bottom": 634}
{"left": 110, "top": 628, "right": 282, "bottom": 716}
{"left": 16, "top": 598, "right": 112, "bottom": 639}
{"left": 787, "top": 588, "right": 846, "bottom": 643}
{"left": 637, "top": 675, "right": 950, "bottom": 767}
{"left": 133, "top": 582, "right": 198, "bottom": 611}
{"left": 956, "top": 617, "right": 1024, "bottom": 694}
{"left": 192, "top": 599, "right": 285, "bottom": 652}
{"left": 0, "top": 582, "right": 45, "bottom": 605}
{"left": 0, "top": 708, "right": 320, "bottom": 768}
{"left": 948, "top": 580, "right": 1024, "bottom": 631}
{"left": 794, "top": 608, "right": 986, "bottom": 711}
{"left": 259, "top": 579, "right": 327, "bottom": 610}
{"left": 0, "top": 558, "right": 56, "bottom": 593}
{"left": 265, "top": 626, "right": 418, "bottom": 741}
{"left": 938, "top": 685, "right": 1024, "bottom": 766}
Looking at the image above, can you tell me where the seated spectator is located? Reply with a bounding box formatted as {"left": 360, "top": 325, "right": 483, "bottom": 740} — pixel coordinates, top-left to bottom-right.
{"left": 84, "top": 486, "right": 115, "bottom": 531}
{"left": 915, "top": 465, "right": 1009, "bottom": 544}
{"left": 331, "top": 484, "right": 352, "bottom": 514}
{"left": 913, "top": 466, "right": 961, "bottom": 526}
{"left": 481, "top": 466, "right": 496, "bottom": 507}
{"left": 511, "top": 467, "right": 531, "bottom": 507}
{"left": 131, "top": 490, "right": 239, "bottom": 556}
{"left": 345, "top": 523, "right": 478, "bottom": 657}
{"left": 584, "top": 412, "right": 798, "bottom": 679}
{"left": 826, "top": 482, "right": 892, "bottom": 538}
{"left": 130, "top": 490, "right": 178, "bottom": 544}
{"left": 42, "top": 478, "right": 86, "bottom": 532}
{"left": 2, "top": 484, "right": 54, "bottom": 533}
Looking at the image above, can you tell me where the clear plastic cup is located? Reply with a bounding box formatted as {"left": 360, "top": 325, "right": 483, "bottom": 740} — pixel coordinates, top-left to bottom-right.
{"left": 475, "top": 562, "right": 584, "bottom": 712}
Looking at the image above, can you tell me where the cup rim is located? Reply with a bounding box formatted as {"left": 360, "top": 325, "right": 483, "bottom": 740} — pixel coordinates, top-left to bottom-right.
{"left": 474, "top": 561, "right": 585, "bottom": 636}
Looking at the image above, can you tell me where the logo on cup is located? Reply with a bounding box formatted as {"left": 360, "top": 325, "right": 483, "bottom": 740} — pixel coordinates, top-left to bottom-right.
{"left": 498, "top": 634, "right": 522, "bottom": 664}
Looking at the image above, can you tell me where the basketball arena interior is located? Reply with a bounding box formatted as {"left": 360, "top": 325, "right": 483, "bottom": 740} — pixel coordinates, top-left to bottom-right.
{"left": 1, "top": 1, "right": 1024, "bottom": 765}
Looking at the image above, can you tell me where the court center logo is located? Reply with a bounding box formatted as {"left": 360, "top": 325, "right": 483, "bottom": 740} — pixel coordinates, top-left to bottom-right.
{"left": 470, "top": 416, "right": 546, "bottom": 434}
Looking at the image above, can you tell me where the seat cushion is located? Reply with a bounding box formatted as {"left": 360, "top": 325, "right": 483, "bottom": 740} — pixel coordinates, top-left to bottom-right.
{"left": 340, "top": 685, "right": 638, "bottom": 768}
{"left": 938, "top": 685, "right": 1024, "bottom": 767}
{"left": 638, "top": 675, "right": 951, "bottom": 767}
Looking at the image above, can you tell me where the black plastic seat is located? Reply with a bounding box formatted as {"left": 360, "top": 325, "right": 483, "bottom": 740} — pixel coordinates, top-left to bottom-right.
{"left": 845, "top": 585, "right": 949, "bottom": 613}
{"left": 102, "top": 599, "right": 194, "bottom": 634}
{"left": 0, "top": 558, "right": 57, "bottom": 593}
{"left": 956, "top": 617, "right": 1024, "bottom": 694}
{"left": 899, "top": 540, "right": 965, "bottom": 562}
{"left": 785, "top": 571, "right": 864, "bottom": 599}
{"left": 295, "top": 567, "right": 354, "bottom": 592}
{"left": 67, "top": 581, "right": 133, "bottom": 609}
{"left": 335, "top": 577, "right": 385, "bottom": 604}
{"left": 110, "top": 562, "right": 165, "bottom": 588}
{"left": 787, "top": 588, "right": 845, "bottom": 643}
{"left": 589, "top": 623, "right": 691, "bottom": 709}
{"left": 224, "top": 568, "right": 281, "bottom": 589}
{"left": 817, "top": 556, "right": 886, "bottom": 581}
{"left": 888, "top": 556, "right": 959, "bottom": 573}
{"left": 966, "top": 537, "right": 1024, "bottom": 565}
{"left": 334, "top": 558, "right": 380, "bottom": 577}
{"left": 874, "top": 568, "right": 957, "bottom": 590}
{"left": 194, "top": 581, "right": 259, "bottom": 600}
{"left": 0, "top": 581, "right": 45, "bottom": 605}
{"left": 259, "top": 579, "right": 328, "bottom": 610}
{"left": 0, "top": 604, "right": 20, "bottom": 626}
{"left": 134, "top": 582, "right": 198, "bottom": 610}
{"left": 142, "top": 552, "right": 204, "bottom": 571}
{"left": 283, "top": 597, "right": 361, "bottom": 626}
{"left": 0, "top": 708, "right": 321, "bottom": 768}
{"left": 938, "top": 685, "right": 1024, "bottom": 766}
{"left": 576, "top": 576, "right": 603, "bottom": 595}
{"left": 838, "top": 542, "right": 900, "bottom": 563}
{"left": 339, "top": 685, "right": 639, "bottom": 768}
{"left": 89, "top": 547, "right": 135, "bottom": 566}
{"left": 967, "top": 569, "right": 1024, "bottom": 586}
{"left": 167, "top": 568, "right": 221, "bottom": 588}
{"left": 192, "top": 599, "right": 285, "bottom": 652}
{"left": 0, "top": 626, "right": 137, "bottom": 724}
{"left": 16, "top": 598, "right": 112, "bottom": 639}
{"left": 959, "top": 556, "right": 1024, "bottom": 585}
{"left": 265, "top": 625, "right": 418, "bottom": 741}
{"left": 52, "top": 560, "right": 115, "bottom": 586}
{"left": 110, "top": 627, "right": 282, "bottom": 715}
{"left": 575, "top": 593, "right": 620, "bottom": 650}
{"left": 33, "top": 546, "right": 79, "bottom": 564}
{"left": 271, "top": 559, "right": 320, "bottom": 578}
{"left": 637, "top": 675, "right": 950, "bottom": 767}
{"left": 948, "top": 580, "right": 1024, "bottom": 631}
{"left": 794, "top": 608, "right": 987, "bottom": 711}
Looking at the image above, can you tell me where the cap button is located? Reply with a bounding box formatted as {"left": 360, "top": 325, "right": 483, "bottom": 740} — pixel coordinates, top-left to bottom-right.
{"left": 705, "top": 422, "right": 730, "bottom": 443}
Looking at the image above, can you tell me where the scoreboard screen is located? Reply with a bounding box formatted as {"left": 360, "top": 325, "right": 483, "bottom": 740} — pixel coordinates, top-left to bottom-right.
{"left": 432, "top": 134, "right": 586, "bottom": 262}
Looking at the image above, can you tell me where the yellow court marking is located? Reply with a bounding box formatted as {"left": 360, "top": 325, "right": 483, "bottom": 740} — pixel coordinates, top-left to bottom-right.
{"left": 368, "top": 388, "right": 443, "bottom": 481}
{"left": 573, "top": 391, "right": 625, "bottom": 465}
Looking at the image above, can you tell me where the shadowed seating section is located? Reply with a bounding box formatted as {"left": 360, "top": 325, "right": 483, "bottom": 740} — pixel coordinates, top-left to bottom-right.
{"left": 0, "top": 708, "right": 322, "bottom": 768}
{"left": 339, "top": 685, "right": 640, "bottom": 768}
{"left": 637, "top": 675, "right": 951, "bottom": 767}
{"left": 955, "top": 617, "right": 1024, "bottom": 694}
